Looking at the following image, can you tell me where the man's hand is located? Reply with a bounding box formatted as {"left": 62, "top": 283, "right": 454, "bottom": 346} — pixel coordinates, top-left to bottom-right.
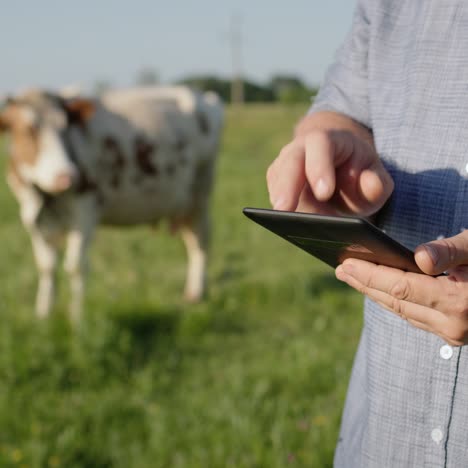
{"left": 266, "top": 111, "right": 394, "bottom": 216}
{"left": 335, "top": 230, "right": 468, "bottom": 346}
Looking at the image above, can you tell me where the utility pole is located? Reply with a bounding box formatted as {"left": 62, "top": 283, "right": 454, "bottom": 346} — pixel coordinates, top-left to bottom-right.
{"left": 230, "top": 14, "right": 244, "bottom": 105}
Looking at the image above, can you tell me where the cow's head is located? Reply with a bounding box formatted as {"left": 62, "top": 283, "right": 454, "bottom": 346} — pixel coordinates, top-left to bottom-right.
{"left": 0, "top": 90, "right": 95, "bottom": 194}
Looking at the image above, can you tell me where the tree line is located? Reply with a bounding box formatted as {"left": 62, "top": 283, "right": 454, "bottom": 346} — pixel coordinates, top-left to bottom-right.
{"left": 177, "top": 75, "right": 318, "bottom": 104}
{"left": 95, "top": 70, "right": 319, "bottom": 104}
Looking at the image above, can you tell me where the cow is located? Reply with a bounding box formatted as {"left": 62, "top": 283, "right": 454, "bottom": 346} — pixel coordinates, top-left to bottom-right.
{"left": 0, "top": 86, "right": 223, "bottom": 321}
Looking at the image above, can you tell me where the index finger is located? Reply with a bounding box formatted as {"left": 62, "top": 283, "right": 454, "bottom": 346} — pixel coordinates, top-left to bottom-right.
{"left": 304, "top": 130, "right": 337, "bottom": 201}
{"left": 266, "top": 141, "right": 306, "bottom": 211}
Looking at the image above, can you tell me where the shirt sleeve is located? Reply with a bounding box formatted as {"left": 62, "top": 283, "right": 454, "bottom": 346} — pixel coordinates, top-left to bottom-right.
{"left": 309, "top": 0, "right": 373, "bottom": 129}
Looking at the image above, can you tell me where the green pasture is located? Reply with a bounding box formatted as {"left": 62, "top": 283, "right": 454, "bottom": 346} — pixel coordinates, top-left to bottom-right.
{"left": 0, "top": 104, "right": 363, "bottom": 468}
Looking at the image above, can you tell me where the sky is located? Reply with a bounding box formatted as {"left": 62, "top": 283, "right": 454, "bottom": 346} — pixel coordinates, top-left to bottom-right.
{"left": 0, "top": 1, "right": 356, "bottom": 94}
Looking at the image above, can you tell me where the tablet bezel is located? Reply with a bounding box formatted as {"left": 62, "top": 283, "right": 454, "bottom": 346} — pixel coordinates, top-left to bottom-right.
{"left": 243, "top": 207, "right": 423, "bottom": 274}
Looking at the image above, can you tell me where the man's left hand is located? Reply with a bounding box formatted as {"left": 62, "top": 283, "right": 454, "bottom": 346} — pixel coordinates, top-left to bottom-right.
{"left": 335, "top": 230, "right": 468, "bottom": 346}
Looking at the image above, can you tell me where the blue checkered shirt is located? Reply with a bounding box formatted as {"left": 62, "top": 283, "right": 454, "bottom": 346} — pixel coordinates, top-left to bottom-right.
{"left": 310, "top": 1, "right": 468, "bottom": 466}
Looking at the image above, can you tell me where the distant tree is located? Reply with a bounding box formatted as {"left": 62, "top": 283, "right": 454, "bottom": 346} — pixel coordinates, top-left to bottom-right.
{"left": 269, "top": 74, "right": 318, "bottom": 104}
{"left": 177, "top": 75, "right": 231, "bottom": 101}
{"left": 243, "top": 80, "right": 275, "bottom": 102}
{"left": 270, "top": 75, "right": 306, "bottom": 92}
{"left": 136, "top": 68, "right": 160, "bottom": 86}
{"left": 177, "top": 75, "right": 274, "bottom": 103}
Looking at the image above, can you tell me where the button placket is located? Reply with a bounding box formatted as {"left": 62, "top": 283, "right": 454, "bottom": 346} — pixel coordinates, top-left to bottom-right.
{"left": 425, "top": 346, "right": 461, "bottom": 465}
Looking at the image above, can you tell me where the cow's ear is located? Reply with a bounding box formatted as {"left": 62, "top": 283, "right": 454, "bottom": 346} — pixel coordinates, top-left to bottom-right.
{"left": 65, "top": 98, "right": 96, "bottom": 123}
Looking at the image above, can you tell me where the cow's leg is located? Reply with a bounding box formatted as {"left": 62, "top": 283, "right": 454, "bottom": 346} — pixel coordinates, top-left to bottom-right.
{"left": 180, "top": 211, "right": 210, "bottom": 302}
{"left": 30, "top": 229, "right": 58, "bottom": 318}
{"left": 63, "top": 198, "right": 97, "bottom": 322}
{"left": 179, "top": 158, "right": 216, "bottom": 302}
{"left": 63, "top": 230, "right": 88, "bottom": 322}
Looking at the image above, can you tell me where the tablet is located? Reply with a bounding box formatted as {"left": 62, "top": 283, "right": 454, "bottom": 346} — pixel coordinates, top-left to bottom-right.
{"left": 243, "top": 207, "right": 424, "bottom": 274}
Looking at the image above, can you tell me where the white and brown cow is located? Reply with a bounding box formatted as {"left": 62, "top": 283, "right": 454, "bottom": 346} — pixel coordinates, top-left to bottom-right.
{"left": 0, "top": 86, "right": 223, "bottom": 320}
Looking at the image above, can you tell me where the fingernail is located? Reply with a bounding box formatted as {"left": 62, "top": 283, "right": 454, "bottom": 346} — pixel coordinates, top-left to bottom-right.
{"left": 273, "top": 197, "right": 287, "bottom": 210}
{"left": 335, "top": 265, "right": 346, "bottom": 281}
{"left": 315, "top": 178, "right": 330, "bottom": 200}
{"left": 423, "top": 244, "right": 439, "bottom": 266}
{"left": 342, "top": 263, "right": 355, "bottom": 275}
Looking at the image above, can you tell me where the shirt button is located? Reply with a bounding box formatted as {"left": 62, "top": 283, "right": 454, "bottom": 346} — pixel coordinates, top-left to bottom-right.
{"left": 440, "top": 344, "right": 454, "bottom": 360}
{"left": 431, "top": 428, "right": 444, "bottom": 444}
{"left": 436, "top": 234, "right": 445, "bottom": 240}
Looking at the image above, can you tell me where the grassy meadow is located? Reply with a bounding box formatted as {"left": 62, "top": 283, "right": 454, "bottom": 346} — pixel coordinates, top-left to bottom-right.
{"left": 0, "top": 104, "right": 363, "bottom": 468}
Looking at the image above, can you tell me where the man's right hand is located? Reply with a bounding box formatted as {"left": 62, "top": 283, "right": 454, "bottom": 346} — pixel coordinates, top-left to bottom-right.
{"left": 266, "top": 111, "right": 394, "bottom": 217}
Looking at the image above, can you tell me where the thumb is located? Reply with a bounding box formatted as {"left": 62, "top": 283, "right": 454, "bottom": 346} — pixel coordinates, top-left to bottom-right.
{"left": 415, "top": 230, "right": 468, "bottom": 275}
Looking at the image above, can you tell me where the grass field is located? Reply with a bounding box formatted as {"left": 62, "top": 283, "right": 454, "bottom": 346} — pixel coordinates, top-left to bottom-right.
{"left": 0, "top": 104, "right": 363, "bottom": 468}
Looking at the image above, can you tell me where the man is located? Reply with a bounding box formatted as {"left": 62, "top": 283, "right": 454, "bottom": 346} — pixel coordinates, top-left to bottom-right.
{"left": 267, "top": 1, "right": 468, "bottom": 466}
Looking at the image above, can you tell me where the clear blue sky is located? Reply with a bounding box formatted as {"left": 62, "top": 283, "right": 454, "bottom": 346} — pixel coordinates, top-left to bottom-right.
{"left": 1, "top": 1, "right": 355, "bottom": 94}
